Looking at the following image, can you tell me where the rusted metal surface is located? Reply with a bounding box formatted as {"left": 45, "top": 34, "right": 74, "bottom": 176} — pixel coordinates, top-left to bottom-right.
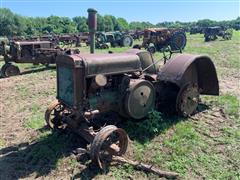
{"left": 56, "top": 52, "right": 142, "bottom": 77}
{"left": 176, "top": 83, "right": 199, "bottom": 117}
{"left": 157, "top": 54, "right": 219, "bottom": 95}
{"left": 90, "top": 125, "right": 128, "bottom": 169}
{"left": 45, "top": 100, "right": 70, "bottom": 130}
{"left": 88, "top": 8, "right": 97, "bottom": 54}
{"left": 124, "top": 79, "right": 156, "bottom": 119}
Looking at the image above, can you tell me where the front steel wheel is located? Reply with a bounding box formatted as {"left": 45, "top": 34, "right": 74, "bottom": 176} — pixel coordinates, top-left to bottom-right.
{"left": 2, "top": 64, "right": 20, "bottom": 77}
{"left": 90, "top": 125, "right": 128, "bottom": 169}
{"left": 45, "top": 100, "right": 66, "bottom": 130}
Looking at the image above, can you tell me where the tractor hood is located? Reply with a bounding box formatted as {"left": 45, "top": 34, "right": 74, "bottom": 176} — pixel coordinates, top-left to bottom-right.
{"left": 56, "top": 52, "right": 142, "bottom": 77}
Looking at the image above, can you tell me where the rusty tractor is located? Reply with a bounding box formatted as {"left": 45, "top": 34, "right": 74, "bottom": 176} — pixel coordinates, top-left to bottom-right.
{"left": 45, "top": 9, "right": 219, "bottom": 169}
{"left": 95, "top": 31, "right": 133, "bottom": 49}
{"left": 0, "top": 40, "right": 77, "bottom": 77}
{"left": 56, "top": 33, "right": 89, "bottom": 47}
{"left": 204, "top": 26, "right": 233, "bottom": 42}
{"left": 133, "top": 28, "right": 187, "bottom": 54}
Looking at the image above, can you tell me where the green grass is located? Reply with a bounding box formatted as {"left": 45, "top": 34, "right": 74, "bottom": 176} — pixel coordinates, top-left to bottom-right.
{"left": 24, "top": 114, "right": 45, "bottom": 130}
{"left": 202, "top": 94, "right": 239, "bottom": 119}
{"left": 0, "top": 138, "right": 5, "bottom": 148}
{"left": 111, "top": 164, "right": 135, "bottom": 180}
{"left": 23, "top": 132, "right": 73, "bottom": 168}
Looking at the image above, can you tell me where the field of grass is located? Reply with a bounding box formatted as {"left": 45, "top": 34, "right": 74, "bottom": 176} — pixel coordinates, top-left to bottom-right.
{"left": 0, "top": 31, "right": 239, "bottom": 179}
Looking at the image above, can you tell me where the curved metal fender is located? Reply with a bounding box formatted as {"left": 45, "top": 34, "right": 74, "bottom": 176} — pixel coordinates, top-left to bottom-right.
{"left": 157, "top": 54, "right": 219, "bottom": 95}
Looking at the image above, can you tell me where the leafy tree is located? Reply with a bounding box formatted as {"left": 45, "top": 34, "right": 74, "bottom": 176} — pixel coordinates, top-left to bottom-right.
{"left": 116, "top": 18, "right": 129, "bottom": 31}
{"left": 0, "top": 8, "right": 239, "bottom": 37}
{"left": 104, "top": 15, "right": 114, "bottom": 31}
{"left": 97, "top": 14, "right": 105, "bottom": 31}
{"left": 0, "top": 8, "right": 24, "bottom": 36}
{"left": 73, "top": 16, "right": 88, "bottom": 32}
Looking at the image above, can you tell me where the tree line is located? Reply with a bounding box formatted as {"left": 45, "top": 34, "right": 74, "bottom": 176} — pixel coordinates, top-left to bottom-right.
{"left": 0, "top": 8, "right": 239, "bottom": 36}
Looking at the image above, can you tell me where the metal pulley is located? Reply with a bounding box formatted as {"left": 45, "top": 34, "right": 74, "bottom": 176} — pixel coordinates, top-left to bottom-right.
{"left": 124, "top": 79, "right": 156, "bottom": 119}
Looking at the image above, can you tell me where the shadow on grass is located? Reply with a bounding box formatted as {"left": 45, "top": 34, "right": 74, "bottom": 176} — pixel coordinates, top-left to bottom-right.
{"left": 72, "top": 163, "right": 107, "bottom": 180}
{"left": 121, "top": 103, "right": 210, "bottom": 144}
{"left": 0, "top": 131, "right": 86, "bottom": 179}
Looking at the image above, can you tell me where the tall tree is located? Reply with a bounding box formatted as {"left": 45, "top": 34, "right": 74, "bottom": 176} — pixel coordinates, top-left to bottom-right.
{"left": 104, "top": 15, "right": 114, "bottom": 31}
{"left": 116, "top": 18, "right": 129, "bottom": 31}
{"left": 73, "top": 16, "right": 88, "bottom": 32}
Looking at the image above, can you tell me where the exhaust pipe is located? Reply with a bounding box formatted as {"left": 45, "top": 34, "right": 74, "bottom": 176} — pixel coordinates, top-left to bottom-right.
{"left": 87, "top": 8, "right": 97, "bottom": 54}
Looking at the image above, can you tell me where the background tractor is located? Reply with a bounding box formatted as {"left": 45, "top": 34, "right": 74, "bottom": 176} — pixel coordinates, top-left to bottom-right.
{"left": 204, "top": 26, "right": 233, "bottom": 42}
{"left": 0, "top": 40, "right": 79, "bottom": 77}
{"left": 95, "top": 31, "right": 133, "bottom": 49}
{"left": 133, "top": 28, "right": 187, "bottom": 53}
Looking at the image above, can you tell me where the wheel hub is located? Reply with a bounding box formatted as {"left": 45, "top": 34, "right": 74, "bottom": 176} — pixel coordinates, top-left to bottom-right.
{"left": 176, "top": 84, "right": 199, "bottom": 117}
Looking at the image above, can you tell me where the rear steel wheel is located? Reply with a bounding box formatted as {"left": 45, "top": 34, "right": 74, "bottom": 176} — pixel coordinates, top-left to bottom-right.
{"left": 176, "top": 83, "right": 199, "bottom": 117}
{"left": 100, "top": 43, "right": 109, "bottom": 49}
{"left": 121, "top": 35, "right": 133, "bottom": 47}
{"left": 2, "top": 64, "right": 20, "bottom": 77}
{"left": 90, "top": 125, "right": 128, "bottom": 169}
{"left": 1, "top": 63, "right": 10, "bottom": 77}
{"left": 169, "top": 31, "right": 187, "bottom": 51}
{"left": 45, "top": 100, "right": 66, "bottom": 130}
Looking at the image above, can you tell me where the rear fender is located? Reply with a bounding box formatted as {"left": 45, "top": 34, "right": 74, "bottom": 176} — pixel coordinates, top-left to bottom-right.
{"left": 157, "top": 54, "right": 219, "bottom": 95}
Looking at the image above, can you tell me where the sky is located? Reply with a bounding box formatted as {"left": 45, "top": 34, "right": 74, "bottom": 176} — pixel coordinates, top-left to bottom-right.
{"left": 1, "top": 0, "right": 239, "bottom": 24}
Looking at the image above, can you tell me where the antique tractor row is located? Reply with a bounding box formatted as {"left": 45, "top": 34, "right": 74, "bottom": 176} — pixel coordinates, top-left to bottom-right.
{"left": 9, "top": 33, "right": 89, "bottom": 47}
{"left": 133, "top": 28, "right": 187, "bottom": 53}
{"left": 204, "top": 26, "right": 233, "bottom": 42}
{"left": 0, "top": 40, "right": 79, "bottom": 77}
{"left": 45, "top": 48, "right": 219, "bottom": 168}
{"left": 95, "top": 31, "right": 133, "bottom": 49}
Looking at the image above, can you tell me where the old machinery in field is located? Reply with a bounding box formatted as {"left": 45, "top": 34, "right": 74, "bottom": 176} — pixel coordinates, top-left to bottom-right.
{"left": 204, "top": 26, "right": 233, "bottom": 42}
{"left": 0, "top": 41, "right": 63, "bottom": 77}
{"left": 95, "top": 31, "right": 133, "bottom": 49}
{"left": 46, "top": 48, "right": 219, "bottom": 168}
{"left": 0, "top": 40, "right": 80, "bottom": 77}
{"left": 133, "top": 28, "right": 187, "bottom": 53}
{"left": 45, "top": 9, "right": 219, "bottom": 169}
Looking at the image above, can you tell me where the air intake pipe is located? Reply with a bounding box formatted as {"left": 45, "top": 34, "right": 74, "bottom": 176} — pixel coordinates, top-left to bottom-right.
{"left": 87, "top": 8, "right": 97, "bottom": 54}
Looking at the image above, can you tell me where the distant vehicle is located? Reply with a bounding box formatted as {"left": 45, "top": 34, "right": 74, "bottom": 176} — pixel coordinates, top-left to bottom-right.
{"left": 95, "top": 31, "right": 133, "bottom": 49}
{"left": 0, "top": 40, "right": 69, "bottom": 77}
{"left": 133, "top": 28, "right": 187, "bottom": 53}
{"left": 204, "top": 26, "right": 233, "bottom": 42}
